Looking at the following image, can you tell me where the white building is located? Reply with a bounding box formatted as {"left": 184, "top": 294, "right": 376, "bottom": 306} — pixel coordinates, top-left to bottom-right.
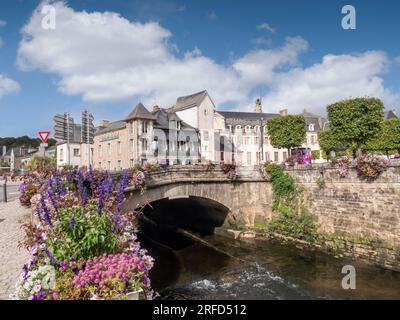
{"left": 168, "top": 91, "right": 216, "bottom": 162}
{"left": 56, "top": 124, "right": 84, "bottom": 168}
{"left": 214, "top": 99, "right": 326, "bottom": 166}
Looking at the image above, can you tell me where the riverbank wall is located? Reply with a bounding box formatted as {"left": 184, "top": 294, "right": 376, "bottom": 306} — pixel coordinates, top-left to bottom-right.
{"left": 219, "top": 162, "right": 400, "bottom": 272}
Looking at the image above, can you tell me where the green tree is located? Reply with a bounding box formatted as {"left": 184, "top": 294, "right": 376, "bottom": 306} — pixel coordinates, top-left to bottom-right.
{"left": 364, "top": 118, "right": 400, "bottom": 156}
{"left": 318, "top": 129, "right": 350, "bottom": 158}
{"left": 327, "top": 98, "right": 384, "bottom": 156}
{"left": 267, "top": 115, "right": 306, "bottom": 157}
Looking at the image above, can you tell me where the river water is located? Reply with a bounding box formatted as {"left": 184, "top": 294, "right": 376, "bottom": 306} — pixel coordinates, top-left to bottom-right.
{"left": 140, "top": 233, "right": 400, "bottom": 300}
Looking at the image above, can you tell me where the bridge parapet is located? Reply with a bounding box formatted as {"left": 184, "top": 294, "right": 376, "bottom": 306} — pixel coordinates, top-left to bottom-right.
{"left": 125, "top": 165, "right": 264, "bottom": 191}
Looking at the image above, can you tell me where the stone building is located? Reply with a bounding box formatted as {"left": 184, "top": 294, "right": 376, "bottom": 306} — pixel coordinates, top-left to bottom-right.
{"left": 168, "top": 91, "right": 216, "bottom": 162}
{"left": 92, "top": 102, "right": 200, "bottom": 171}
{"left": 214, "top": 100, "right": 327, "bottom": 166}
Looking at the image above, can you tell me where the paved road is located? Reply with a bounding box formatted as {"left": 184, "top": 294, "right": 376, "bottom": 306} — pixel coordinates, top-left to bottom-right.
{"left": 0, "top": 183, "right": 20, "bottom": 203}
{"left": 0, "top": 200, "right": 30, "bottom": 299}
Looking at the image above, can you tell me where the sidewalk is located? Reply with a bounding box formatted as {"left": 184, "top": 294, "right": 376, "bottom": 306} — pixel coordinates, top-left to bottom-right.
{"left": 0, "top": 200, "right": 30, "bottom": 300}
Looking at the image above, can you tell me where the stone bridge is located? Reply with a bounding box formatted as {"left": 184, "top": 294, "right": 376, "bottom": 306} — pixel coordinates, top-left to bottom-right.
{"left": 123, "top": 166, "right": 273, "bottom": 229}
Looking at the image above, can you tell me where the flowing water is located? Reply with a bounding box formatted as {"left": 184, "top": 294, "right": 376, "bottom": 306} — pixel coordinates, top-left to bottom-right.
{"left": 139, "top": 233, "right": 400, "bottom": 300}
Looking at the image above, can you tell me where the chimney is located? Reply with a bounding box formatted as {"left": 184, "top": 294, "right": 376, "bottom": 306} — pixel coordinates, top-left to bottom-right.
{"left": 279, "top": 108, "right": 288, "bottom": 116}
{"left": 2, "top": 146, "right": 6, "bottom": 156}
{"left": 152, "top": 104, "right": 160, "bottom": 113}
{"left": 100, "top": 120, "right": 110, "bottom": 128}
{"left": 254, "top": 98, "right": 262, "bottom": 113}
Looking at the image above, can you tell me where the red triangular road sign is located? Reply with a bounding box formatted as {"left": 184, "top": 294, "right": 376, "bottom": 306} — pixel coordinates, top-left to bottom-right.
{"left": 38, "top": 131, "right": 51, "bottom": 143}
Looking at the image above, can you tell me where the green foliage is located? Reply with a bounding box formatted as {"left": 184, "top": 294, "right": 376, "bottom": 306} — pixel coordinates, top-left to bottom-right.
{"left": 48, "top": 207, "right": 118, "bottom": 261}
{"left": 0, "top": 136, "right": 57, "bottom": 149}
{"left": 318, "top": 129, "right": 349, "bottom": 157}
{"left": 311, "top": 150, "right": 321, "bottom": 161}
{"left": 268, "top": 205, "right": 319, "bottom": 243}
{"left": 26, "top": 155, "right": 56, "bottom": 171}
{"left": 364, "top": 118, "right": 400, "bottom": 153}
{"left": 267, "top": 115, "right": 307, "bottom": 152}
{"left": 263, "top": 162, "right": 319, "bottom": 242}
{"left": 268, "top": 164, "right": 297, "bottom": 210}
{"left": 327, "top": 98, "right": 384, "bottom": 153}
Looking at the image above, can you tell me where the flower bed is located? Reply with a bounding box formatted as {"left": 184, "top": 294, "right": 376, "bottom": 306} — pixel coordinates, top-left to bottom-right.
{"left": 13, "top": 166, "right": 155, "bottom": 300}
{"left": 356, "top": 155, "right": 389, "bottom": 180}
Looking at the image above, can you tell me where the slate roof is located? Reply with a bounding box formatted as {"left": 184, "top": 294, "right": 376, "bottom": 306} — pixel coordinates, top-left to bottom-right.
{"left": 385, "top": 110, "right": 398, "bottom": 119}
{"left": 125, "top": 103, "right": 156, "bottom": 121}
{"left": 302, "top": 109, "right": 326, "bottom": 132}
{"left": 95, "top": 120, "right": 126, "bottom": 136}
{"left": 153, "top": 108, "right": 197, "bottom": 131}
{"left": 169, "top": 90, "right": 210, "bottom": 112}
{"left": 217, "top": 111, "right": 279, "bottom": 126}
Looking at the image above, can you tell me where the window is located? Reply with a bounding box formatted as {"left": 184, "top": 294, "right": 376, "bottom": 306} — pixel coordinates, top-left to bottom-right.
{"left": 107, "top": 161, "right": 111, "bottom": 170}
{"left": 254, "top": 126, "right": 260, "bottom": 133}
{"left": 203, "top": 131, "right": 209, "bottom": 141}
{"left": 246, "top": 152, "right": 252, "bottom": 165}
{"left": 274, "top": 152, "right": 279, "bottom": 163}
{"left": 130, "top": 139, "right": 134, "bottom": 153}
{"left": 254, "top": 136, "right": 259, "bottom": 145}
{"left": 283, "top": 152, "right": 287, "bottom": 161}
{"left": 107, "top": 143, "right": 111, "bottom": 156}
{"left": 98, "top": 145, "right": 101, "bottom": 157}
{"left": 311, "top": 135, "right": 316, "bottom": 145}
{"left": 118, "top": 160, "right": 122, "bottom": 170}
{"left": 142, "top": 121, "right": 148, "bottom": 134}
{"left": 73, "top": 148, "right": 80, "bottom": 157}
{"left": 98, "top": 162, "right": 101, "bottom": 168}
{"left": 244, "top": 136, "right": 250, "bottom": 145}
{"left": 118, "top": 141, "right": 122, "bottom": 155}
{"left": 265, "top": 152, "right": 270, "bottom": 161}
{"left": 142, "top": 139, "right": 148, "bottom": 151}
{"left": 59, "top": 148, "right": 64, "bottom": 161}
{"left": 263, "top": 136, "right": 269, "bottom": 145}
{"left": 245, "top": 126, "right": 252, "bottom": 134}
{"left": 129, "top": 122, "right": 133, "bottom": 134}
{"left": 227, "top": 125, "right": 232, "bottom": 133}
{"left": 204, "top": 109, "right": 208, "bottom": 116}
{"left": 130, "top": 159, "right": 134, "bottom": 167}
{"left": 235, "top": 125, "right": 241, "bottom": 133}
{"left": 309, "top": 124, "right": 315, "bottom": 132}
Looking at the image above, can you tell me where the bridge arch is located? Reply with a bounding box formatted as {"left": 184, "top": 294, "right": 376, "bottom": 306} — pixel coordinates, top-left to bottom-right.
{"left": 124, "top": 168, "right": 272, "bottom": 227}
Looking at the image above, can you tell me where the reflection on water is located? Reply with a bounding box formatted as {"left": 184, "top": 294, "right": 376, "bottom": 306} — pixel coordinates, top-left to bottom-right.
{"left": 140, "top": 233, "right": 400, "bottom": 300}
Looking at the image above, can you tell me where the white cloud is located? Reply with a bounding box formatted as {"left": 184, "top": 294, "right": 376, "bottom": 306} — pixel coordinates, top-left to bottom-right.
{"left": 0, "top": 19, "right": 6, "bottom": 28}
{"left": 0, "top": 74, "right": 21, "bottom": 98}
{"left": 17, "top": 1, "right": 399, "bottom": 114}
{"left": 263, "top": 51, "right": 398, "bottom": 114}
{"left": 257, "top": 23, "right": 275, "bottom": 33}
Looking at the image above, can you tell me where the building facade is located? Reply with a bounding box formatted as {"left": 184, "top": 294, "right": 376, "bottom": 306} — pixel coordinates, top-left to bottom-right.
{"left": 92, "top": 103, "right": 200, "bottom": 171}
{"left": 214, "top": 100, "right": 327, "bottom": 166}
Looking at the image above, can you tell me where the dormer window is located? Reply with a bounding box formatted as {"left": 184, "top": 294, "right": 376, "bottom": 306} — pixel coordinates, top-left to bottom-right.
{"left": 254, "top": 125, "right": 260, "bottom": 133}
{"left": 245, "top": 126, "right": 252, "bottom": 134}
{"left": 309, "top": 124, "right": 315, "bottom": 132}
{"left": 235, "top": 125, "right": 242, "bottom": 132}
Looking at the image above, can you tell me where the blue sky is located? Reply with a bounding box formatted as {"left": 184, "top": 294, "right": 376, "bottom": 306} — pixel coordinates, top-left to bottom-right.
{"left": 1, "top": 0, "right": 400, "bottom": 137}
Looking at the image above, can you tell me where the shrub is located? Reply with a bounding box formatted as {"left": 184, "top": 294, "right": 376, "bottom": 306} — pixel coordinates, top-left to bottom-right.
{"left": 48, "top": 207, "right": 119, "bottom": 261}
